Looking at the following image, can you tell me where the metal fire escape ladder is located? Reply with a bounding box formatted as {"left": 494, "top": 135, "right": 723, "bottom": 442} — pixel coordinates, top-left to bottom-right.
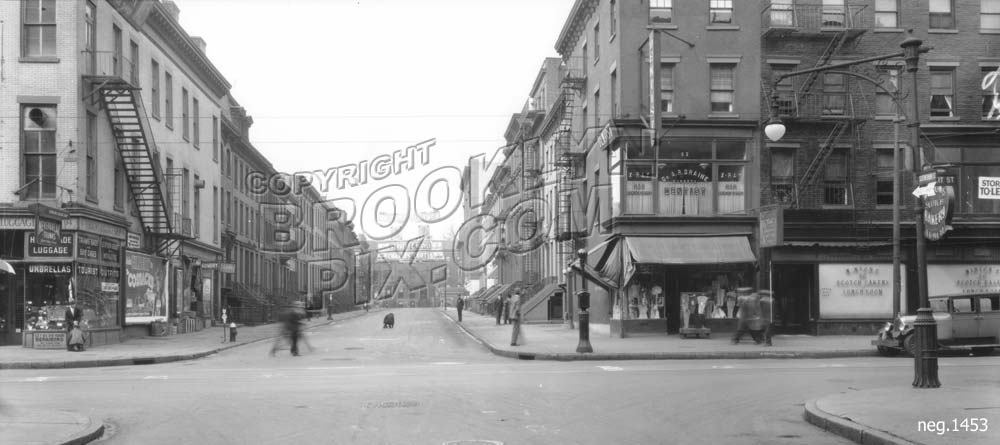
{"left": 798, "top": 31, "right": 849, "bottom": 95}
{"left": 94, "top": 82, "right": 175, "bottom": 237}
{"left": 796, "top": 121, "right": 849, "bottom": 195}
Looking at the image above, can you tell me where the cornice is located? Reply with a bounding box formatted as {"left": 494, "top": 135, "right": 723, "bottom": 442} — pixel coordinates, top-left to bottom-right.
{"left": 221, "top": 117, "right": 275, "bottom": 173}
{"left": 145, "top": 3, "right": 231, "bottom": 98}
{"left": 555, "top": 0, "right": 598, "bottom": 56}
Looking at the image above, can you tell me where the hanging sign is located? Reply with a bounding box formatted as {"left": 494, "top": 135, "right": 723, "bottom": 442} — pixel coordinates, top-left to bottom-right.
{"left": 759, "top": 206, "right": 784, "bottom": 248}
{"left": 923, "top": 184, "right": 955, "bottom": 241}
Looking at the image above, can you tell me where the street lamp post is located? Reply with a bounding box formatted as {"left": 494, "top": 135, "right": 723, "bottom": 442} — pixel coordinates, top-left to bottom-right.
{"left": 764, "top": 33, "right": 938, "bottom": 388}
{"left": 575, "top": 249, "right": 593, "bottom": 353}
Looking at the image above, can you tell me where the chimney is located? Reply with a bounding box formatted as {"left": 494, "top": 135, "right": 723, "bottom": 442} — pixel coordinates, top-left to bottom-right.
{"left": 161, "top": 1, "right": 180, "bottom": 22}
{"left": 191, "top": 36, "right": 207, "bottom": 54}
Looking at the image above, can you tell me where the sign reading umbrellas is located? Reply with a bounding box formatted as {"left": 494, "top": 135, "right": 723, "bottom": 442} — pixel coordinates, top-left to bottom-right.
{"left": 125, "top": 251, "right": 167, "bottom": 323}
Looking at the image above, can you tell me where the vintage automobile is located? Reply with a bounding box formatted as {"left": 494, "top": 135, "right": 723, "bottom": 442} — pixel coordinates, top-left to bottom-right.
{"left": 873, "top": 293, "right": 1000, "bottom": 356}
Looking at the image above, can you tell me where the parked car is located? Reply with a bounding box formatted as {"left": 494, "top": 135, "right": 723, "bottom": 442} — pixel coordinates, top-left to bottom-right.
{"left": 872, "top": 293, "right": 1000, "bottom": 356}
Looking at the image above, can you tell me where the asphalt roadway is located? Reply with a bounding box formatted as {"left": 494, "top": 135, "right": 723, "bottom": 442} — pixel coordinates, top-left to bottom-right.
{"left": 1, "top": 308, "right": 998, "bottom": 445}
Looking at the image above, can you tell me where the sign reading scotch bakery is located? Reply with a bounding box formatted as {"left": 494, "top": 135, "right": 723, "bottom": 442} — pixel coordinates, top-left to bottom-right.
{"left": 818, "top": 264, "right": 905, "bottom": 319}
{"left": 927, "top": 265, "right": 1000, "bottom": 296}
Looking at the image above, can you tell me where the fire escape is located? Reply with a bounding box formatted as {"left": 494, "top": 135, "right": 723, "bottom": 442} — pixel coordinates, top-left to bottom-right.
{"left": 554, "top": 56, "right": 586, "bottom": 271}
{"left": 83, "top": 51, "right": 191, "bottom": 255}
{"left": 761, "top": 3, "right": 871, "bottom": 211}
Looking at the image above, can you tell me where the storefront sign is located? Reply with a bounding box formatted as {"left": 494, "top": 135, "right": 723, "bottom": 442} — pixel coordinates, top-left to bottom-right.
{"left": 759, "top": 206, "right": 784, "bottom": 248}
{"left": 27, "top": 263, "right": 72, "bottom": 275}
{"left": 101, "top": 238, "right": 121, "bottom": 264}
{"left": 0, "top": 216, "right": 35, "bottom": 230}
{"left": 61, "top": 218, "right": 127, "bottom": 240}
{"left": 77, "top": 263, "right": 100, "bottom": 277}
{"left": 100, "top": 266, "right": 121, "bottom": 283}
{"left": 125, "top": 251, "right": 167, "bottom": 322}
{"left": 923, "top": 185, "right": 955, "bottom": 241}
{"left": 35, "top": 219, "right": 62, "bottom": 247}
{"left": 32, "top": 331, "right": 67, "bottom": 349}
{"left": 77, "top": 234, "right": 100, "bottom": 261}
{"left": 818, "top": 264, "right": 902, "bottom": 318}
{"left": 26, "top": 234, "right": 73, "bottom": 258}
{"left": 201, "top": 262, "right": 236, "bottom": 274}
{"left": 927, "top": 265, "right": 1000, "bottom": 296}
{"left": 979, "top": 177, "right": 1000, "bottom": 200}
{"left": 102, "top": 282, "right": 120, "bottom": 293}
{"left": 127, "top": 232, "right": 142, "bottom": 250}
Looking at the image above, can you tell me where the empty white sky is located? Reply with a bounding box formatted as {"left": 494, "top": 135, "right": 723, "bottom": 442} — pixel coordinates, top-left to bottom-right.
{"left": 176, "top": 0, "right": 574, "bottom": 239}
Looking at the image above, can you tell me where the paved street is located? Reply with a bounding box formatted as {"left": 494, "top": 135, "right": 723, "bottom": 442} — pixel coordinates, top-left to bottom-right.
{"left": 2, "top": 308, "right": 999, "bottom": 445}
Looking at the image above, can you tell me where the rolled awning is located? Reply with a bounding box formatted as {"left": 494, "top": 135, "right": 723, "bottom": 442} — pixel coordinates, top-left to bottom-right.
{"left": 624, "top": 236, "right": 756, "bottom": 265}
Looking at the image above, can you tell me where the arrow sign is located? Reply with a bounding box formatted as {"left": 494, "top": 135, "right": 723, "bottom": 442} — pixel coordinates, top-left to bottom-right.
{"left": 912, "top": 182, "right": 937, "bottom": 198}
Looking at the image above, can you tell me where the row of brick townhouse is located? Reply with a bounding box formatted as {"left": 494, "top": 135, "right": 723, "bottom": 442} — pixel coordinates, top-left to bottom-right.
{"left": 0, "top": 0, "right": 360, "bottom": 348}
{"left": 484, "top": 0, "right": 999, "bottom": 337}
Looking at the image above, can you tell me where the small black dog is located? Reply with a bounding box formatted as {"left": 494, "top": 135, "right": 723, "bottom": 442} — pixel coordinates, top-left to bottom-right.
{"left": 383, "top": 313, "right": 395, "bottom": 328}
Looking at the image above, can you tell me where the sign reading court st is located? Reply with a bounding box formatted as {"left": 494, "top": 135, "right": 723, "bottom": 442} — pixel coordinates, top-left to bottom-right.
{"left": 979, "top": 176, "right": 1000, "bottom": 200}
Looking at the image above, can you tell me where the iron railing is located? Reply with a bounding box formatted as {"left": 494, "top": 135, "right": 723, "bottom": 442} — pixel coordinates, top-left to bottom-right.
{"left": 761, "top": 3, "right": 870, "bottom": 31}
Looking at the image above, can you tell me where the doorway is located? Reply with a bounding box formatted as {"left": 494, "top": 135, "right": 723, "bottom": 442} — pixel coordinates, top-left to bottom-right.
{"left": 772, "top": 264, "right": 813, "bottom": 334}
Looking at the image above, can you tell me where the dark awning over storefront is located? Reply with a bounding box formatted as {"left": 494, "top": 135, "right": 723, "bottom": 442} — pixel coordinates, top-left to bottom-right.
{"left": 624, "top": 236, "right": 755, "bottom": 265}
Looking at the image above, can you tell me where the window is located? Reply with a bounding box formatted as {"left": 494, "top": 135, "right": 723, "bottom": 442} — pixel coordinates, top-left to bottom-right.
{"left": 875, "top": 0, "right": 899, "bottom": 28}
{"left": 582, "top": 43, "right": 588, "bottom": 77}
{"left": 875, "top": 148, "right": 895, "bottom": 206}
{"left": 985, "top": 0, "right": 1000, "bottom": 30}
{"left": 660, "top": 63, "right": 674, "bottom": 113}
{"left": 650, "top": 0, "right": 672, "bottom": 24}
{"left": 192, "top": 97, "right": 200, "bottom": 147}
{"left": 113, "top": 25, "right": 122, "bottom": 77}
{"left": 594, "top": 90, "right": 600, "bottom": 128}
{"left": 876, "top": 180, "right": 894, "bottom": 205}
{"left": 771, "top": 148, "right": 795, "bottom": 204}
{"left": 182, "top": 169, "right": 191, "bottom": 231}
{"left": 930, "top": 68, "right": 955, "bottom": 117}
{"left": 165, "top": 72, "right": 174, "bottom": 129}
{"left": 213, "top": 116, "right": 219, "bottom": 161}
{"left": 936, "top": 147, "right": 1000, "bottom": 215}
{"left": 822, "top": 0, "right": 846, "bottom": 27}
{"left": 114, "top": 152, "right": 125, "bottom": 210}
{"left": 983, "top": 67, "right": 1000, "bottom": 119}
{"left": 822, "top": 73, "right": 847, "bottom": 116}
{"left": 609, "top": 0, "right": 617, "bottom": 36}
{"left": 22, "top": 0, "right": 56, "bottom": 57}
{"left": 930, "top": 0, "right": 955, "bottom": 29}
{"left": 182, "top": 88, "right": 189, "bottom": 140}
{"left": 86, "top": 112, "right": 98, "bottom": 201}
{"left": 710, "top": 64, "right": 735, "bottom": 113}
{"left": 769, "top": 0, "right": 793, "bottom": 27}
{"left": 772, "top": 66, "right": 795, "bottom": 115}
{"left": 593, "top": 23, "right": 600, "bottom": 61}
{"left": 129, "top": 40, "right": 139, "bottom": 86}
{"left": 611, "top": 70, "right": 618, "bottom": 117}
{"left": 150, "top": 60, "right": 160, "bottom": 118}
{"left": 194, "top": 175, "right": 201, "bottom": 237}
{"left": 213, "top": 187, "right": 219, "bottom": 242}
{"left": 22, "top": 106, "right": 57, "bottom": 200}
{"left": 875, "top": 67, "right": 901, "bottom": 116}
{"left": 582, "top": 105, "right": 588, "bottom": 135}
{"left": 85, "top": 2, "right": 96, "bottom": 73}
{"left": 823, "top": 149, "right": 849, "bottom": 205}
{"left": 710, "top": 0, "right": 733, "bottom": 24}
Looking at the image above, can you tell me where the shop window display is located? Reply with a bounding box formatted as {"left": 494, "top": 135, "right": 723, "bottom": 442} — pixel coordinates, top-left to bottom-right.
{"left": 24, "top": 269, "right": 73, "bottom": 332}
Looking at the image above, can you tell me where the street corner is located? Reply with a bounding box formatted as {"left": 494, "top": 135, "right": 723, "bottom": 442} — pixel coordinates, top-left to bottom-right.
{"left": 803, "top": 398, "right": 905, "bottom": 445}
{"left": 0, "top": 408, "right": 105, "bottom": 445}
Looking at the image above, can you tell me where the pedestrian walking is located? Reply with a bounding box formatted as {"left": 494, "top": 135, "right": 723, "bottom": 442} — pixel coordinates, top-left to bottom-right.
{"left": 731, "top": 288, "right": 763, "bottom": 344}
{"left": 64, "top": 302, "right": 83, "bottom": 351}
{"left": 509, "top": 291, "right": 523, "bottom": 346}
{"left": 502, "top": 295, "right": 511, "bottom": 325}
{"left": 759, "top": 290, "right": 775, "bottom": 347}
{"left": 68, "top": 322, "right": 86, "bottom": 352}
{"left": 270, "top": 302, "right": 305, "bottom": 356}
{"left": 456, "top": 295, "right": 465, "bottom": 322}
{"left": 495, "top": 295, "right": 503, "bottom": 325}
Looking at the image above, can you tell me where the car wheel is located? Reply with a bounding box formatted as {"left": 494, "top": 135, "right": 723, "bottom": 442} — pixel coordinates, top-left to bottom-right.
{"left": 971, "top": 347, "right": 994, "bottom": 357}
{"left": 903, "top": 334, "right": 918, "bottom": 357}
{"left": 877, "top": 345, "right": 900, "bottom": 357}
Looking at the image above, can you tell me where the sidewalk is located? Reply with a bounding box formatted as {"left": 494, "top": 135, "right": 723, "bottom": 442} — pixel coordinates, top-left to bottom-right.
{"left": 447, "top": 309, "right": 878, "bottom": 360}
{"left": 0, "top": 310, "right": 366, "bottom": 370}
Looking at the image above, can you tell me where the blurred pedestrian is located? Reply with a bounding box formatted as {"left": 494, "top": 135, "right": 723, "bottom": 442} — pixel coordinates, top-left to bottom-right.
{"left": 759, "top": 290, "right": 775, "bottom": 347}
{"left": 731, "top": 288, "right": 762, "bottom": 345}
{"left": 510, "top": 291, "right": 523, "bottom": 346}
{"left": 64, "top": 302, "right": 83, "bottom": 351}
{"left": 456, "top": 295, "right": 465, "bottom": 322}
{"left": 68, "top": 322, "right": 86, "bottom": 352}
{"left": 495, "top": 295, "right": 503, "bottom": 325}
{"left": 502, "top": 295, "right": 511, "bottom": 325}
{"left": 270, "top": 302, "right": 305, "bottom": 356}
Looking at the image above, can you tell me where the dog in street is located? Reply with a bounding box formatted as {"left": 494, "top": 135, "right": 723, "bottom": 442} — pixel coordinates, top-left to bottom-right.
{"left": 383, "top": 313, "right": 395, "bottom": 328}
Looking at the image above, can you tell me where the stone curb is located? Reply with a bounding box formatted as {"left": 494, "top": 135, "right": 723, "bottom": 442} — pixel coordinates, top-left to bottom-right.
{"left": 803, "top": 398, "right": 916, "bottom": 445}
{"left": 0, "top": 312, "right": 369, "bottom": 370}
{"left": 57, "top": 410, "right": 106, "bottom": 445}
{"left": 447, "top": 311, "right": 878, "bottom": 361}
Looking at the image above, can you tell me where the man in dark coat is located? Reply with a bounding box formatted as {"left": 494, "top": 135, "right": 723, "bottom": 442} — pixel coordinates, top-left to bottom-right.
{"left": 456, "top": 296, "right": 464, "bottom": 322}
{"left": 64, "top": 302, "right": 83, "bottom": 351}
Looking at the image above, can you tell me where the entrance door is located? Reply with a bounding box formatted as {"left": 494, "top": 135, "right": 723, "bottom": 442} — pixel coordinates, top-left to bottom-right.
{"left": 548, "top": 291, "right": 563, "bottom": 320}
{"left": 0, "top": 269, "right": 24, "bottom": 346}
{"left": 773, "top": 264, "right": 812, "bottom": 334}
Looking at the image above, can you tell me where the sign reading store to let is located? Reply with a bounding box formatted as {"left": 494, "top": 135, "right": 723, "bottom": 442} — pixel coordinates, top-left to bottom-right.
{"left": 979, "top": 176, "right": 1000, "bottom": 200}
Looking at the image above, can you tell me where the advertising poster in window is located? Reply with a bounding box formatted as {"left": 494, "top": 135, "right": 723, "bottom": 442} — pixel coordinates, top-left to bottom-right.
{"left": 818, "top": 264, "right": 903, "bottom": 318}
{"left": 658, "top": 164, "right": 711, "bottom": 216}
{"left": 927, "top": 265, "right": 1000, "bottom": 296}
{"left": 125, "top": 251, "right": 167, "bottom": 323}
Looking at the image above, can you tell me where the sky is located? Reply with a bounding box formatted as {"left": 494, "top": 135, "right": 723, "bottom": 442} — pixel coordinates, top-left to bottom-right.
{"left": 175, "top": 0, "right": 575, "bottom": 240}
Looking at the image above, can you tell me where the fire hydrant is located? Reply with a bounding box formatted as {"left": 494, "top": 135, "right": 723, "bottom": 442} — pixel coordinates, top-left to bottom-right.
{"left": 229, "top": 322, "right": 237, "bottom": 342}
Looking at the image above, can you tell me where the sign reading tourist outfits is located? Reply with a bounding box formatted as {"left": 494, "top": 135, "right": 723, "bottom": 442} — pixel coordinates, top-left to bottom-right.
{"left": 77, "top": 234, "right": 100, "bottom": 261}
{"left": 124, "top": 251, "right": 167, "bottom": 322}
{"left": 76, "top": 263, "right": 99, "bottom": 277}
{"left": 979, "top": 177, "right": 1000, "bottom": 199}
{"left": 818, "top": 264, "right": 903, "bottom": 318}
{"left": 26, "top": 234, "right": 73, "bottom": 258}
{"left": 927, "top": 265, "right": 1000, "bottom": 296}
{"left": 923, "top": 184, "right": 955, "bottom": 241}
{"left": 100, "top": 266, "right": 121, "bottom": 294}
{"left": 758, "top": 206, "right": 784, "bottom": 248}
